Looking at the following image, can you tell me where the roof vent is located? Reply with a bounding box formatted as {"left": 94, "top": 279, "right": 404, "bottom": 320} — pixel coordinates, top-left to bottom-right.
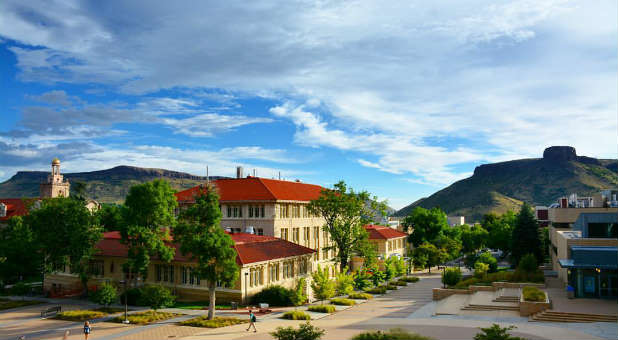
{"left": 0, "top": 203, "right": 6, "bottom": 217}
{"left": 245, "top": 226, "right": 255, "bottom": 234}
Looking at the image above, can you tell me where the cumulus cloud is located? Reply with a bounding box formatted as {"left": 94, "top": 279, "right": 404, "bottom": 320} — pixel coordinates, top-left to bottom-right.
{"left": 0, "top": 0, "right": 616, "bottom": 192}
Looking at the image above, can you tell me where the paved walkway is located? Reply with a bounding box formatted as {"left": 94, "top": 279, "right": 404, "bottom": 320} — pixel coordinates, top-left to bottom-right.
{"left": 1, "top": 275, "right": 615, "bottom": 340}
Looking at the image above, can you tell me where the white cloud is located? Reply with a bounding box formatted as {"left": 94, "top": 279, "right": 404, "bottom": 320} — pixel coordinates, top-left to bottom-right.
{"left": 0, "top": 0, "right": 616, "bottom": 191}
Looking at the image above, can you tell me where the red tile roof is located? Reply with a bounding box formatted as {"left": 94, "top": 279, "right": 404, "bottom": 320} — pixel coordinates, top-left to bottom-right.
{"left": 175, "top": 177, "right": 324, "bottom": 202}
{"left": 364, "top": 224, "right": 407, "bottom": 240}
{"left": 0, "top": 198, "right": 30, "bottom": 222}
{"left": 96, "top": 231, "right": 315, "bottom": 266}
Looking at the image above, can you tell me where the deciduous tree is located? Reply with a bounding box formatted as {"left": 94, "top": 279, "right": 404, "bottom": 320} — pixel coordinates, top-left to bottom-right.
{"left": 308, "top": 181, "right": 386, "bottom": 271}
{"left": 402, "top": 207, "right": 448, "bottom": 247}
{"left": 174, "top": 186, "right": 238, "bottom": 320}
{"left": 121, "top": 180, "right": 177, "bottom": 284}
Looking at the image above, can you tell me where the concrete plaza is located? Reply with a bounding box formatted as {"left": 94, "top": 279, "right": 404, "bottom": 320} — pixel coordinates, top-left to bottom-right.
{"left": 1, "top": 274, "right": 615, "bottom": 340}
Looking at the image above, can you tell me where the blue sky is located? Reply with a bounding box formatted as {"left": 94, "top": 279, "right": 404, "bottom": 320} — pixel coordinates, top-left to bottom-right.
{"left": 0, "top": 0, "right": 616, "bottom": 209}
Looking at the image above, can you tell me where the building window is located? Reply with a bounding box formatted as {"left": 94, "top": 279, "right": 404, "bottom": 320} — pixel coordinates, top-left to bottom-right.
{"left": 249, "top": 206, "right": 254, "bottom": 218}
{"left": 269, "top": 264, "right": 279, "bottom": 282}
{"left": 257, "top": 228, "right": 264, "bottom": 236}
{"left": 303, "top": 227, "right": 310, "bottom": 241}
{"left": 89, "top": 260, "right": 104, "bottom": 277}
{"left": 182, "top": 267, "right": 188, "bottom": 284}
{"left": 260, "top": 205, "right": 265, "bottom": 218}
{"left": 293, "top": 228, "right": 300, "bottom": 243}
{"left": 110, "top": 261, "right": 114, "bottom": 273}
{"left": 323, "top": 248, "right": 329, "bottom": 260}
{"left": 299, "top": 258, "right": 308, "bottom": 274}
{"left": 281, "top": 228, "right": 289, "bottom": 240}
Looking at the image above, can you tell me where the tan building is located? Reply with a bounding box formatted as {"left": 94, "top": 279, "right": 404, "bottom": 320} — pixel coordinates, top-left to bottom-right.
{"left": 547, "top": 190, "right": 617, "bottom": 298}
{"left": 175, "top": 175, "right": 337, "bottom": 268}
{"left": 40, "top": 158, "right": 70, "bottom": 198}
{"left": 364, "top": 224, "right": 408, "bottom": 260}
{"left": 44, "top": 231, "right": 315, "bottom": 303}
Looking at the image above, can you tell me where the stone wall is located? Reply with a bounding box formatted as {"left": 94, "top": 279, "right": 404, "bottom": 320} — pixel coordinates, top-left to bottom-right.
{"left": 519, "top": 293, "right": 550, "bottom": 316}
{"left": 432, "top": 288, "right": 471, "bottom": 300}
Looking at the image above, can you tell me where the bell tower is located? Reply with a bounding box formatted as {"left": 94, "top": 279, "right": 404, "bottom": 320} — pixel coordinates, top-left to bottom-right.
{"left": 40, "top": 158, "right": 71, "bottom": 198}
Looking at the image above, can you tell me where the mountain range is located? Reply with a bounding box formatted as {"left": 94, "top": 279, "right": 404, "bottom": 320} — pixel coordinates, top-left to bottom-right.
{"left": 394, "top": 146, "right": 618, "bottom": 222}
{"left": 0, "top": 165, "right": 225, "bottom": 203}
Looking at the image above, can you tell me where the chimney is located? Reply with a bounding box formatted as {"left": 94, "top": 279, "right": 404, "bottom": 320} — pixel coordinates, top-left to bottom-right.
{"left": 236, "top": 166, "right": 243, "bottom": 179}
{"left": 245, "top": 226, "right": 255, "bottom": 234}
{"left": 0, "top": 203, "right": 6, "bottom": 217}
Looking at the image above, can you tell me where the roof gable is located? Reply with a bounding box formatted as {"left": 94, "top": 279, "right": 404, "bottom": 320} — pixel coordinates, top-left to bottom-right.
{"left": 364, "top": 224, "right": 407, "bottom": 240}
{"left": 0, "top": 198, "right": 31, "bottom": 221}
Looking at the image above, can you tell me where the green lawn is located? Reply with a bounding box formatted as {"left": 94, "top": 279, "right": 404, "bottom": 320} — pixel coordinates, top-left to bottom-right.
{"left": 173, "top": 301, "right": 235, "bottom": 310}
{"left": 0, "top": 299, "right": 44, "bottom": 311}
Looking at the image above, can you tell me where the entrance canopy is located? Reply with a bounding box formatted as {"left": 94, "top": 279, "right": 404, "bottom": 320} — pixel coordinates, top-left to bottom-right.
{"left": 558, "top": 246, "right": 618, "bottom": 270}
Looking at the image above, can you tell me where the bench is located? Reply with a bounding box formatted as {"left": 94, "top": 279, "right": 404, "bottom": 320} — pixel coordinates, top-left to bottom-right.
{"left": 41, "top": 306, "right": 61, "bottom": 318}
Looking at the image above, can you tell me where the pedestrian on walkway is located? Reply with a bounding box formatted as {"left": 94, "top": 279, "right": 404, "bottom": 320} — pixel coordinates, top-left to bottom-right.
{"left": 246, "top": 310, "right": 257, "bottom": 333}
{"left": 63, "top": 330, "right": 70, "bottom": 340}
{"left": 83, "top": 321, "right": 91, "bottom": 340}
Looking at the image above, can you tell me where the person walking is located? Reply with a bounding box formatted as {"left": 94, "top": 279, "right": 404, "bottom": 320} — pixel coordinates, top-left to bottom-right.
{"left": 246, "top": 310, "right": 257, "bottom": 333}
{"left": 83, "top": 321, "right": 91, "bottom": 340}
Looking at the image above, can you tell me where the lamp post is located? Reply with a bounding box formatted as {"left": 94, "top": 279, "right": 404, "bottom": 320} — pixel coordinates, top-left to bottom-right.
{"left": 119, "top": 280, "right": 129, "bottom": 324}
{"left": 244, "top": 272, "right": 249, "bottom": 306}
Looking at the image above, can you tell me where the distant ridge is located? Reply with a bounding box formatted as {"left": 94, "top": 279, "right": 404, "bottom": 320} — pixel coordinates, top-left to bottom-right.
{"left": 0, "top": 165, "right": 226, "bottom": 203}
{"left": 394, "top": 146, "right": 618, "bottom": 222}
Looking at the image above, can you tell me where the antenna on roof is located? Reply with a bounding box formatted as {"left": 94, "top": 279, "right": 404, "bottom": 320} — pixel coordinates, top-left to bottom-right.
{"left": 253, "top": 169, "right": 256, "bottom": 177}
{"left": 206, "top": 165, "right": 209, "bottom": 184}
{"left": 278, "top": 171, "right": 281, "bottom": 180}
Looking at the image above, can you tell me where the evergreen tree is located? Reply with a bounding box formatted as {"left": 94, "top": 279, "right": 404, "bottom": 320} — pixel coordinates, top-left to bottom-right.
{"left": 511, "top": 203, "right": 542, "bottom": 265}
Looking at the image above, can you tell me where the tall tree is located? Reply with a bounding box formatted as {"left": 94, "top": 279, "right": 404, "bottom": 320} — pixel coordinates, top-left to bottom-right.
{"left": 174, "top": 186, "right": 238, "bottom": 320}
{"left": 26, "top": 198, "right": 102, "bottom": 295}
{"left": 308, "top": 181, "right": 386, "bottom": 271}
{"left": 71, "top": 181, "right": 88, "bottom": 201}
{"left": 402, "top": 207, "right": 448, "bottom": 247}
{"left": 0, "top": 216, "right": 41, "bottom": 283}
{"left": 412, "top": 242, "right": 448, "bottom": 273}
{"left": 511, "top": 203, "right": 542, "bottom": 265}
{"left": 121, "top": 180, "right": 177, "bottom": 284}
{"left": 460, "top": 224, "right": 489, "bottom": 255}
{"left": 96, "top": 204, "right": 124, "bottom": 231}
{"left": 483, "top": 211, "right": 515, "bottom": 254}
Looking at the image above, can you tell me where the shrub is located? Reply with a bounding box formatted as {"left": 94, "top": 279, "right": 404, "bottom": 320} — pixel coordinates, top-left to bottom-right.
{"left": 400, "top": 276, "right": 419, "bottom": 283}
{"left": 91, "top": 282, "right": 117, "bottom": 307}
{"left": 54, "top": 310, "right": 106, "bottom": 321}
{"left": 308, "top": 305, "right": 336, "bottom": 313}
{"left": 474, "top": 324, "right": 524, "bottom": 340}
{"left": 291, "top": 278, "right": 308, "bottom": 306}
{"left": 384, "top": 257, "right": 398, "bottom": 281}
{"left": 138, "top": 285, "right": 175, "bottom": 310}
{"left": 120, "top": 287, "right": 143, "bottom": 306}
{"left": 335, "top": 268, "right": 355, "bottom": 296}
{"left": 441, "top": 267, "right": 462, "bottom": 287}
{"left": 282, "top": 310, "right": 311, "bottom": 320}
{"left": 10, "top": 282, "right": 30, "bottom": 299}
{"left": 271, "top": 322, "right": 326, "bottom": 340}
{"left": 371, "top": 269, "right": 386, "bottom": 286}
{"left": 477, "top": 252, "right": 498, "bottom": 273}
{"left": 393, "top": 257, "right": 407, "bottom": 277}
{"left": 366, "top": 286, "right": 387, "bottom": 294}
{"left": 352, "top": 328, "right": 434, "bottom": 340}
{"left": 348, "top": 292, "right": 373, "bottom": 300}
{"left": 474, "top": 262, "right": 490, "bottom": 278}
{"left": 311, "top": 266, "right": 336, "bottom": 302}
{"left": 394, "top": 280, "right": 407, "bottom": 286}
{"left": 180, "top": 316, "right": 247, "bottom": 328}
{"left": 111, "top": 310, "right": 178, "bottom": 325}
{"left": 518, "top": 254, "right": 537, "bottom": 274}
{"left": 522, "top": 287, "right": 546, "bottom": 302}
{"left": 386, "top": 284, "right": 398, "bottom": 290}
{"left": 330, "top": 298, "right": 355, "bottom": 306}
{"left": 252, "top": 285, "right": 294, "bottom": 306}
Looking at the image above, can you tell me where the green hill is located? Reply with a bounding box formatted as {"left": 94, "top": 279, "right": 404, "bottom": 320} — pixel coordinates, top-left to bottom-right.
{"left": 394, "top": 146, "right": 618, "bottom": 222}
{"left": 0, "top": 165, "right": 225, "bottom": 203}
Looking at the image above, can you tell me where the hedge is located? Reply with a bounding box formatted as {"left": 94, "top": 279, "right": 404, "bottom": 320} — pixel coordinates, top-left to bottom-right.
{"left": 330, "top": 298, "right": 356, "bottom": 306}
{"left": 308, "top": 305, "right": 336, "bottom": 313}
{"left": 282, "top": 310, "right": 311, "bottom": 320}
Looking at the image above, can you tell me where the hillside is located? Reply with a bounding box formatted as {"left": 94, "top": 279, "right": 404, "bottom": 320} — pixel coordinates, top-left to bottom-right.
{"left": 0, "top": 166, "right": 225, "bottom": 203}
{"left": 395, "top": 146, "right": 618, "bottom": 222}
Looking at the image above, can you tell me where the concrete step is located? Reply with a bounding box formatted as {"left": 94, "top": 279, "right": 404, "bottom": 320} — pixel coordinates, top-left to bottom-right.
{"left": 530, "top": 311, "right": 617, "bottom": 323}
{"left": 462, "top": 304, "right": 519, "bottom": 311}
{"left": 493, "top": 297, "right": 519, "bottom": 302}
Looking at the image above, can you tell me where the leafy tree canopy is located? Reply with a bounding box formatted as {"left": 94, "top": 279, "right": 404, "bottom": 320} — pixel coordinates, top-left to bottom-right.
{"left": 402, "top": 207, "right": 449, "bottom": 247}
{"left": 121, "top": 180, "right": 177, "bottom": 279}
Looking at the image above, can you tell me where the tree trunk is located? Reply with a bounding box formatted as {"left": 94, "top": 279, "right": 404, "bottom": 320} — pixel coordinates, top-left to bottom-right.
{"left": 207, "top": 284, "right": 216, "bottom": 320}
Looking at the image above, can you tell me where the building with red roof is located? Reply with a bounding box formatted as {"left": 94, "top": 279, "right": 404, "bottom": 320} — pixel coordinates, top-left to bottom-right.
{"left": 364, "top": 225, "right": 408, "bottom": 260}
{"left": 175, "top": 174, "right": 338, "bottom": 268}
{"left": 0, "top": 198, "right": 31, "bottom": 224}
{"left": 45, "top": 230, "right": 315, "bottom": 303}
